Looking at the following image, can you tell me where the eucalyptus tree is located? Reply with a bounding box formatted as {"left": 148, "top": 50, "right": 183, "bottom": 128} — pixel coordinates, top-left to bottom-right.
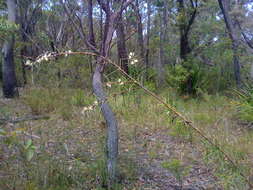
{"left": 17, "top": 0, "right": 45, "bottom": 85}
{"left": 63, "top": 0, "right": 135, "bottom": 187}
{"left": 217, "top": 0, "right": 242, "bottom": 87}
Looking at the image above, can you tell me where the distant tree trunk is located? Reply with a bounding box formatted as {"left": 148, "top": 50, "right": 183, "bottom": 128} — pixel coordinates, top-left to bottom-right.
{"left": 145, "top": 0, "right": 151, "bottom": 74}
{"left": 88, "top": 0, "right": 96, "bottom": 47}
{"left": 88, "top": 0, "right": 96, "bottom": 73}
{"left": 177, "top": 0, "right": 197, "bottom": 60}
{"left": 162, "top": 0, "right": 169, "bottom": 63}
{"left": 218, "top": 0, "right": 242, "bottom": 87}
{"left": 2, "top": 0, "right": 18, "bottom": 98}
{"left": 177, "top": 0, "right": 197, "bottom": 94}
{"left": 134, "top": 0, "right": 145, "bottom": 67}
{"left": 157, "top": 12, "right": 166, "bottom": 86}
{"left": 116, "top": 14, "right": 129, "bottom": 74}
{"left": 18, "top": 0, "right": 42, "bottom": 85}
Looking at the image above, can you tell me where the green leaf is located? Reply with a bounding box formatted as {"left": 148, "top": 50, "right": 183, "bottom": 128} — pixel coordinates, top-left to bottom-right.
{"left": 24, "top": 139, "right": 32, "bottom": 149}
{"left": 0, "top": 128, "right": 6, "bottom": 136}
{"left": 26, "top": 149, "right": 35, "bottom": 161}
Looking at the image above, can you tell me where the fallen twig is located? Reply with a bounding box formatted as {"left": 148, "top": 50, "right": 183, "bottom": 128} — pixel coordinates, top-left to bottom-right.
{"left": 0, "top": 115, "right": 49, "bottom": 125}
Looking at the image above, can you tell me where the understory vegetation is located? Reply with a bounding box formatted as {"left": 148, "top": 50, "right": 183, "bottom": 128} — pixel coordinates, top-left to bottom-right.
{"left": 1, "top": 0, "right": 253, "bottom": 189}
{"left": 1, "top": 58, "right": 253, "bottom": 189}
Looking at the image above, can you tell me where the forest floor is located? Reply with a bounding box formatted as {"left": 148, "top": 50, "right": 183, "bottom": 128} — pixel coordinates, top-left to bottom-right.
{"left": 0, "top": 87, "right": 252, "bottom": 190}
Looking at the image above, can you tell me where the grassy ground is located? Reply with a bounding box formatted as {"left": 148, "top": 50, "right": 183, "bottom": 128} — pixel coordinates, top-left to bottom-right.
{"left": 0, "top": 85, "right": 252, "bottom": 190}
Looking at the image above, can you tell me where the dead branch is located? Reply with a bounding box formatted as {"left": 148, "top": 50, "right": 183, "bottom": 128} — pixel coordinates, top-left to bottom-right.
{"left": 0, "top": 115, "right": 49, "bottom": 125}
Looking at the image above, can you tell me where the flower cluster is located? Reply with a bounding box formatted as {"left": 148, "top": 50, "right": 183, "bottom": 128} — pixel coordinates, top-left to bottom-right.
{"left": 24, "top": 52, "right": 55, "bottom": 67}
{"left": 128, "top": 52, "right": 138, "bottom": 65}
{"left": 81, "top": 100, "right": 98, "bottom": 114}
{"left": 106, "top": 78, "right": 125, "bottom": 88}
{"left": 24, "top": 50, "right": 73, "bottom": 67}
{"left": 64, "top": 50, "right": 72, "bottom": 57}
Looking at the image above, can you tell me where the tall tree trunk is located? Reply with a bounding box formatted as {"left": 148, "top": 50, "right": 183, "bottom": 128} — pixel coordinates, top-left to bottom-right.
{"left": 87, "top": 0, "right": 96, "bottom": 47}
{"left": 177, "top": 0, "right": 197, "bottom": 94}
{"left": 88, "top": 0, "right": 96, "bottom": 73}
{"left": 145, "top": 0, "right": 151, "bottom": 75}
{"left": 91, "top": 1, "right": 134, "bottom": 186}
{"left": 157, "top": 12, "right": 166, "bottom": 86}
{"left": 134, "top": 0, "right": 145, "bottom": 67}
{"left": 93, "top": 13, "right": 118, "bottom": 186}
{"left": 116, "top": 14, "right": 129, "bottom": 74}
{"left": 218, "top": 0, "right": 241, "bottom": 87}
{"left": 177, "top": 0, "right": 196, "bottom": 60}
{"left": 2, "top": 0, "right": 18, "bottom": 98}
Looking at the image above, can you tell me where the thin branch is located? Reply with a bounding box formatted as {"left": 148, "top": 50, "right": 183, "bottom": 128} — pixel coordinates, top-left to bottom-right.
{"left": 0, "top": 115, "right": 49, "bottom": 124}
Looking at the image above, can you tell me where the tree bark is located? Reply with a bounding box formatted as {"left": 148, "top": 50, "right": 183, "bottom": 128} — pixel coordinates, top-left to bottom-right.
{"left": 218, "top": 0, "right": 241, "bottom": 87}
{"left": 134, "top": 0, "right": 145, "bottom": 67}
{"left": 93, "top": 0, "right": 135, "bottom": 186}
{"left": 2, "top": 0, "right": 18, "bottom": 98}
{"left": 145, "top": 0, "right": 151, "bottom": 74}
{"left": 157, "top": 12, "right": 166, "bottom": 86}
{"left": 177, "top": 0, "right": 198, "bottom": 94}
{"left": 116, "top": 13, "right": 129, "bottom": 74}
{"left": 177, "top": 0, "right": 197, "bottom": 60}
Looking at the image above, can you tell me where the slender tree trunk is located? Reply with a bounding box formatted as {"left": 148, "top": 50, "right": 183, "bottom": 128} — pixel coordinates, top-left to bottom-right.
{"left": 145, "top": 0, "right": 151, "bottom": 78}
{"left": 178, "top": 0, "right": 193, "bottom": 60}
{"left": 88, "top": 0, "right": 96, "bottom": 47}
{"left": 177, "top": 0, "right": 197, "bottom": 94}
{"left": 93, "top": 16, "right": 119, "bottom": 186}
{"left": 157, "top": 12, "right": 166, "bottom": 86}
{"left": 116, "top": 14, "right": 129, "bottom": 74}
{"left": 2, "top": 0, "right": 18, "bottom": 98}
{"left": 88, "top": 0, "right": 96, "bottom": 74}
{"left": 135, "top": 0, "right": 145, "bottom": 66}
{"left": 218, "top": 0, "right": 241, "bottom": 87}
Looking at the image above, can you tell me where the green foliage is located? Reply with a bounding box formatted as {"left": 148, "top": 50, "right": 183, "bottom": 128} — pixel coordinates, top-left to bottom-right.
{"left": 0, "top": 18, "right": 18, "bottom": 39}
{"left": 23, "top": 88, "right": 61, "bottom": 114}
{"left": 23, "top": 139, "right": 36, "bottom": 161}
{"left": 162, "top": 159, "right": 190, "bottom": 189}
{"left": 169, "top": 118, "right": 193, "bottom": 142}
{"left": 71, "top": 89, "right": 94, "bottom": 107}
{"left": 202, "top": 140, "right": 249, "bottom": 190}
{"left": 233, "top": 83, "right": 253, "bottom": 122}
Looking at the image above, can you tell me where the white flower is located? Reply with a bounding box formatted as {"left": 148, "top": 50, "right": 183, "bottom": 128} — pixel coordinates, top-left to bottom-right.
{"left": 118, "top": 78, "right": 121, "bottom": 83}
{"left": 25, "top": 60, "right": 32, "bottom": 66}
{"left": 81, "top": 107, "right": 87, "bottom": 115}
{"left": 106, "top": 83, "right": 112, "bottom": 88}
{"left": 68, "top": 50, "right": 72, "bottom": 53}
{"left": 88, "top": 106, "right": 93, "bottom": 110}
{"left": 119, "top": 82, "right": 124, "bottom": 85}
{"left": 94, "top": 101, "right": 98, "bottom": 106}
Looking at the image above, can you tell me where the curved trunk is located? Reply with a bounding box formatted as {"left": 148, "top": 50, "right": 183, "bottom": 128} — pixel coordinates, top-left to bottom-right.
{"left": 92, "top": 61, "right": 118, "bottom": 185}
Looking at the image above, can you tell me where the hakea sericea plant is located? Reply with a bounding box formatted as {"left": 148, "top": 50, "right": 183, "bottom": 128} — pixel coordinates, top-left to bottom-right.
{"left": 25, "top": 50, "right": 72, "bottom": 66}
{"left": 128, "top": 52, "right": 138, "bottom": 65}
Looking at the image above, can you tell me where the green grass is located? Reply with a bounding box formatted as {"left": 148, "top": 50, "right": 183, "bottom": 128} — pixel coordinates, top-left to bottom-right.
{"left": 1, "top": 84, "right": 253, "bottom": 189}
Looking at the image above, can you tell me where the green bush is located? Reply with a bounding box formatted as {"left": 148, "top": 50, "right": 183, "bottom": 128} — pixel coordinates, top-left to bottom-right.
{"left": 233, "top": 82, "right": 253, "bottom": 122}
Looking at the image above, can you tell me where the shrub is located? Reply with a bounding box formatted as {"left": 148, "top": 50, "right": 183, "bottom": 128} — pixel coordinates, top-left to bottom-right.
{"left": 233, "top": 82, "right": 253, "bottom": 123}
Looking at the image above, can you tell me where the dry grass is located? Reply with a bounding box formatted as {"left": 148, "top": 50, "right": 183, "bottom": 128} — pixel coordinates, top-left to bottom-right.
{"left": 0, "top": 86, "right": 252, "bottom": 189}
